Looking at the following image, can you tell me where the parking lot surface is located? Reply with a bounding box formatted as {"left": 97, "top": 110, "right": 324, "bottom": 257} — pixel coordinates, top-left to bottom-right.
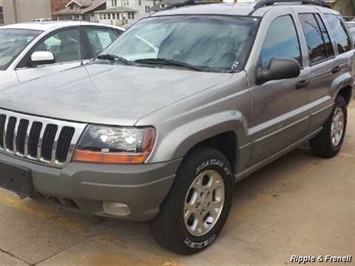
{"left": 1, "top": 102, "right": 354, "bottom": 266}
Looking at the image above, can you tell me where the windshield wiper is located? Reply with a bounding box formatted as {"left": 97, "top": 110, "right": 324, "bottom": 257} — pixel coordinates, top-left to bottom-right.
{"left": 134, "top": 58, "right": 206, "bottom": 72}
{"left": 97, "top": 54, "right": 130, "bottom": 65}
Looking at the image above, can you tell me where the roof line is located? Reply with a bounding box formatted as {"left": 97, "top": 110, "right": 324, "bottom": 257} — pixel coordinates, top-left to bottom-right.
{"left": 65, "top": 0, "right": 83, "bottom": 8}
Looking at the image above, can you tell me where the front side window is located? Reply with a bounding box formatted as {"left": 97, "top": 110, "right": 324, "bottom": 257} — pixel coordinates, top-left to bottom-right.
{"left": 104, "top": 15, "right": 259, "bottom": 72}
{"left": 324, "top": 14, "right": 352, "bottom": 54}
{"left": 260, "top": 15, "right": 302, "bottom": 69}
{"left": 299, "top": 13, "right": 331, "bottom": 64}
{"left": 33, "top": 28, "right": 81, "bottom": 63}
{"left": 0, "top": 28, "right": 42, "bottom": 70}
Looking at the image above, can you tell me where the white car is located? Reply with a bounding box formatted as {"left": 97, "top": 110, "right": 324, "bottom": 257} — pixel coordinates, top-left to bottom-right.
{"left": 0, "top": 21, "right": 124, "bottom": 89}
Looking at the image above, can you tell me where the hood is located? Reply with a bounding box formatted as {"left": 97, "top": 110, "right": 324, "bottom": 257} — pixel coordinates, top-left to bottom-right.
{"left": 0, "top": 63, "right": 232, "bottom": 126}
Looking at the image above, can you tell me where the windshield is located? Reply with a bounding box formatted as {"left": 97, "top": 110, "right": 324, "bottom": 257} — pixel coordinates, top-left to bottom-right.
{"left": 103, "top": 15, "right": 259, "bottom": 72}
{"left": 0, "top": 28, "right": 42, "bottom": 70}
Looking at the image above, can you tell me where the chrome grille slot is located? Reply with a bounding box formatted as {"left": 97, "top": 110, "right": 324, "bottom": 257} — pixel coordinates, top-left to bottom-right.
{"left": 56, "top": 127, "right": 75, "bottom": 163}
{"left": 0, "top": 109, "right": 87, "bottom": 168}
{"left": 28, "top": 122, "right": 42, "bottom": 158}
{"left": 5, "top": 117, "right": 16, "bottom": 151}
{"left": 16, "top": 119, "right": 29, "bottom": 155}
{"left": 0, "top": 115, "right": 5, "bottom": 148}
{"left": 41, "top": 124, "right": 58, "bottom": 161}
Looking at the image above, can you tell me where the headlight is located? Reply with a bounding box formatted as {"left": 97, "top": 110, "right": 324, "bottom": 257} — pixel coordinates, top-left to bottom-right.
{"left": 73, "top": 125, "right": 156, "bottom": 164}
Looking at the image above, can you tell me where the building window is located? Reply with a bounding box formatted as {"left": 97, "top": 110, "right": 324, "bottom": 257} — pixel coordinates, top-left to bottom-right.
{"left": 139, "top": 0, "right": 142, "bottom": 6}
{"left": 128, "top": 13, "right": 131, "bottom": 19}
{"left": 0, "top": 7, "right": 3, "bottom": 25}
{"left": 132, "top": 13, "right": 135, "bottom": 20}
{"left": 112, "top": 0, "right": 117, "bottom": 7}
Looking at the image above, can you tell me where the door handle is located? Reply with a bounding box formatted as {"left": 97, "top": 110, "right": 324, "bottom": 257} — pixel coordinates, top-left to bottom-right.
{"left": 331, "top": 66, "right": 341, "bottom": 74}
{"left": 296, "top": 80, "right": 309, "bottom": 89}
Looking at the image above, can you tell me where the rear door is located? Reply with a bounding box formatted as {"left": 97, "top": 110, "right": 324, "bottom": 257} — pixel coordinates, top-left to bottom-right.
{"left": 296, "top": 12, "right": 353, "bottom": 132}
{"left": 297, "top": 13, "right": 336, "bottom": 105}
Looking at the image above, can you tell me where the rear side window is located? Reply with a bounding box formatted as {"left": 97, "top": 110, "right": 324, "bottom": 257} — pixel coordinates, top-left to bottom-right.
{"left": 260, "top": 15, "right": 302, "bottom": 69}
{"left": 85, "top": 27, "right": 122, "bottom": 57}
{"left": 298, "top": 13, "right": 333, "bottom": 64}
{"left": 314, "top": 14, "right": 334, "bottom": 58}
{"left": 324, "top": 14, "right": 352, "bottom": 54}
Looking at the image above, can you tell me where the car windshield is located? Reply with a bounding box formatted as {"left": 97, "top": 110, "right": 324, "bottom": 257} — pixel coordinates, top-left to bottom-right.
{"left": 103, "top": 15, "right": 259, "bottom": 72}
{"left": 0, "top": 28, "right": 42, "bottom": 70}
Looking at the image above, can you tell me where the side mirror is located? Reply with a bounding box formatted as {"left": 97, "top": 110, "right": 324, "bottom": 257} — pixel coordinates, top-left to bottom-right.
{"left": 256, "top": 58, "right": 300, "bottom": 84}
{"left": 30, "top": 51, "right": 55, "bottom": 66}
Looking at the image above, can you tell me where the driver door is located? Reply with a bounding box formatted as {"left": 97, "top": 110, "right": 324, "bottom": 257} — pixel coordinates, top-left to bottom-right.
{"left": 15, "top": 27, "right": 84, "bottom": 83}
{"left": 248, "top": 14, "right": 310, "bottom": 165}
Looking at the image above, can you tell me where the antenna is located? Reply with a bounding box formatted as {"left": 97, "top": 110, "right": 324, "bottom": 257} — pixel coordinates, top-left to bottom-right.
{"left": 79, "top": 0, "right": 84, "bottom": 66}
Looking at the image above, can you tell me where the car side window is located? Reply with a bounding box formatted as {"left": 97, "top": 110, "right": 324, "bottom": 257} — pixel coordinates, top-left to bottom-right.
{"left": 260, "top": 15, "right": 302, "bottom": 69}
{"left": 314, "top": 14, "right": 334, "bottom": 57}
{"left": 298, "top": 13, "right": 333, "bottom": 64}
{"left": 33, "top": 28, "right": 81, "bottom": 63}
{"left": 324, "top": 14, "right": 352, "bottom": 54}
{"left": 85, "top": 28, "right": 122, "bottom": 57}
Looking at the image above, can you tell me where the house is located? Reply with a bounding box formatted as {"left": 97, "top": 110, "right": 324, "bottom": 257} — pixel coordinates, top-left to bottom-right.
{"left": 95, "top": 0, "right": 155, "bottom": 26}
{"left": 51, "top": 0, "right": 70, "bottom": 20}
{"left": 53, "top": 0, "right": 106, "bottom": 21}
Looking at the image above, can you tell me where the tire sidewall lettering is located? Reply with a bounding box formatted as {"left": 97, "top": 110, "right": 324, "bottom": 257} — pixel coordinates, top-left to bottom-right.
{"left": 195, "top": 159, "right": 230, "bottom": 175}
{"left": 184, "top": 234, "right": 216, "bottom": 249}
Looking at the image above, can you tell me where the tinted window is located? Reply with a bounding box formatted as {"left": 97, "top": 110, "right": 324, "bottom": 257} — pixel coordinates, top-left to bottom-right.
{"left": 33, "top": 28, "right": 81, "bottom": 64}
{"left": 314, "top": 14, "right": 334, "bottom": 57}
{"left": 299, "top": 14, "right": 329, "bottom": 64}
{"left": 86, "top": 27, "right": 122, "bottom": 57}
{"left": 260, "top": 15, "right": 301, "bottom": 69}
{"left": 324, "top": 14, "right": 352, "bottom": 54}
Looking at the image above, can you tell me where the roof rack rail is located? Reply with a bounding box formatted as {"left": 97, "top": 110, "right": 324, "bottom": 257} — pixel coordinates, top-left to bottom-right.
{"left": 161, "top": 0, "right": 221, "bottom": 11}
{"left": 254, "top": 0, "right": 331, "bottom": 10}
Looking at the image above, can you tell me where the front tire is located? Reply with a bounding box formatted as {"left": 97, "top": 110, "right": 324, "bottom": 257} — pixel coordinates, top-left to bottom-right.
{"left": 149, "top": 147, "right": 233, "bottom": 254}
{"left": 310, "top": 96, "right": 347, "bottom": 158}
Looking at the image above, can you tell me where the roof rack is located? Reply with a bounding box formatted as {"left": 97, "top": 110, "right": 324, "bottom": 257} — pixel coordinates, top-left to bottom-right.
{"left": 253, "top": 0, "right": 331, "bottom": 10}
{"left": 160, "top": 0, "right": 220, "bottom": 11}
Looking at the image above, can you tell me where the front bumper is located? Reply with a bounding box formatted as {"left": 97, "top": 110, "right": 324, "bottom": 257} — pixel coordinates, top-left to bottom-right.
{"left": 0, "top": 153, "right": 182, "bottom": 221}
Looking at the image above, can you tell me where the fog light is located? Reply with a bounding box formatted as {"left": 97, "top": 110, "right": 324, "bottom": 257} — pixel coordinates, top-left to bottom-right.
{"left": 103, "top": 202, "right": 131, "bottom": 216}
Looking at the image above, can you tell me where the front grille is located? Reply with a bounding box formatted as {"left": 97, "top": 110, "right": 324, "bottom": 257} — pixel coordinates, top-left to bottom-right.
{"left": 0, "top": 109, "right": 86, "bottom": 167}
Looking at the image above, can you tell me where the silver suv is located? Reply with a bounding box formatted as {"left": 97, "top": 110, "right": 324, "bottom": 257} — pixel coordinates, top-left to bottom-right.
{"left": 0, "top": 0, "right": 354, "bottom": 254}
